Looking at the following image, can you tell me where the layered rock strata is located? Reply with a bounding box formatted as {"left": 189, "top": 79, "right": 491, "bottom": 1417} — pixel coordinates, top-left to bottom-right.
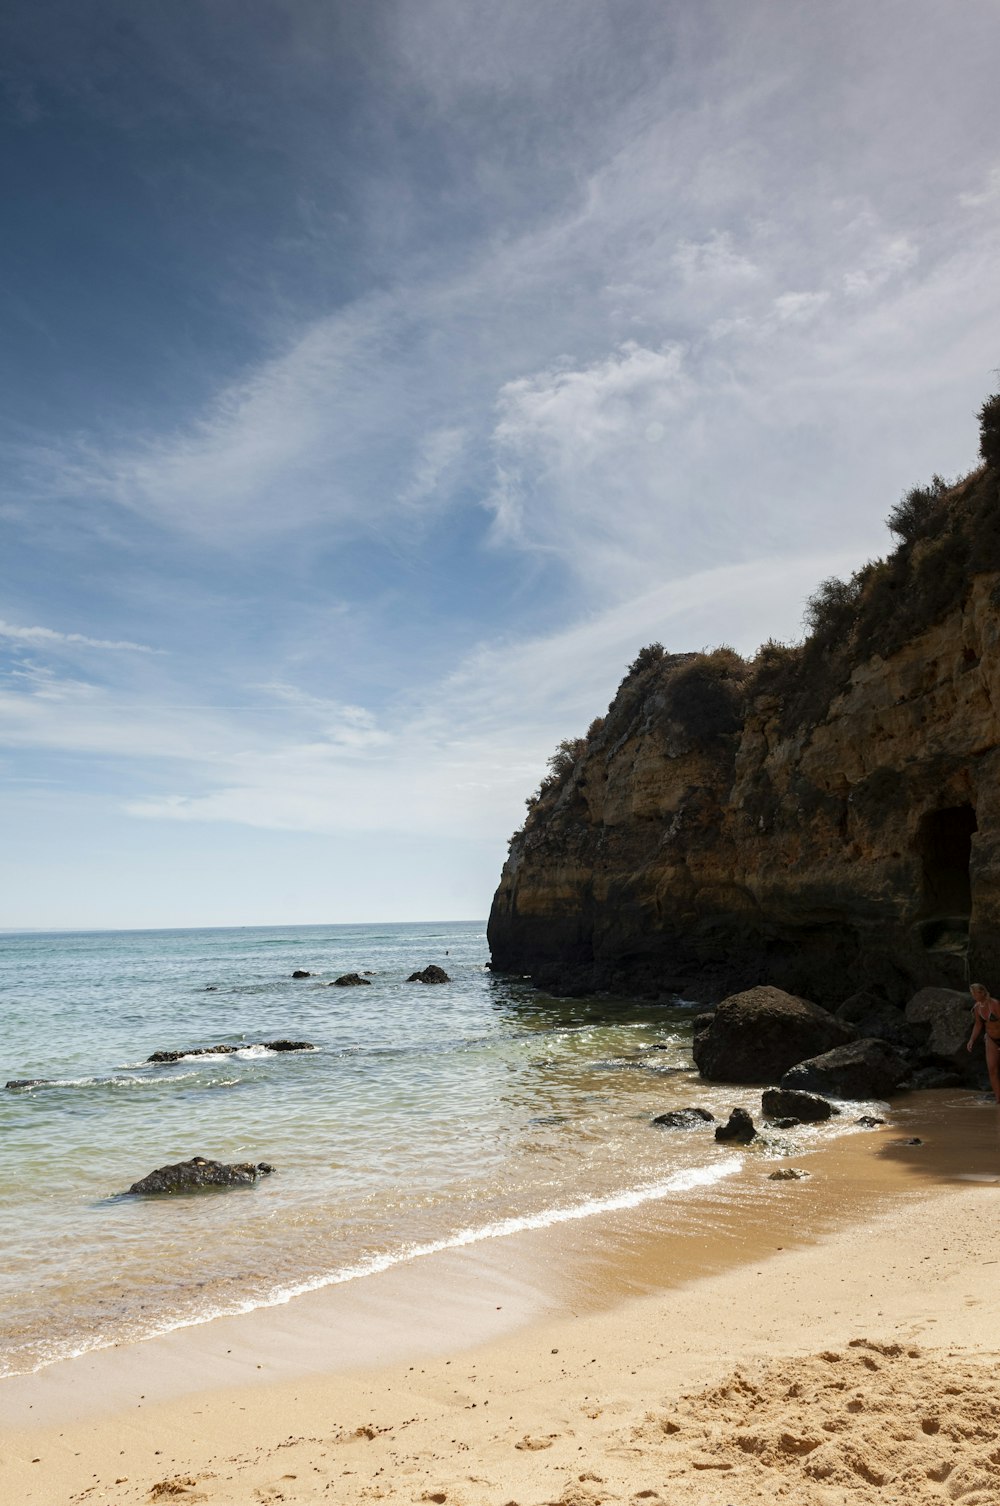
{"left": 489, "top": 457, "right": 1000, "bottom": 1005}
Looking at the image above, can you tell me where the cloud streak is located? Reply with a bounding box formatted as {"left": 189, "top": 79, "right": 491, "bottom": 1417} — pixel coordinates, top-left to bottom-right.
{"left": 0, "top": 619, "right": 162, "bottom": 654}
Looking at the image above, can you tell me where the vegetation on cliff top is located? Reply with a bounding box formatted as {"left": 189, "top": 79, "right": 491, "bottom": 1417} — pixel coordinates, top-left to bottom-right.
{"left": 520, "top": 391, "right": 1000, "bottom": 829}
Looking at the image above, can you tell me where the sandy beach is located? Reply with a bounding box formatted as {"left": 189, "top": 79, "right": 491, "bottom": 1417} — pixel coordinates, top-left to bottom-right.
{"left": 3, "top": 1095, "right": 1000, "bottom": 1505}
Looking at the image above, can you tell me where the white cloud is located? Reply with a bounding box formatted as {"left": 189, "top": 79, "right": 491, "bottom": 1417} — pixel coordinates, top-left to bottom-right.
{"left": 0, "top": 619, "right": 161, "bottom": 653}
{"left": 0, "top": 545, "right": 860, "bottom": 847}
{"left": 958, "top": 165, "right": 1000, "bottom": 210}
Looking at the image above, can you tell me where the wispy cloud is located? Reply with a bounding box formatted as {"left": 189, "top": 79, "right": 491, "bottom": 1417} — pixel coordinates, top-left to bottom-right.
{"left": 0, "top": 619, "right": 162, "bottom": 653}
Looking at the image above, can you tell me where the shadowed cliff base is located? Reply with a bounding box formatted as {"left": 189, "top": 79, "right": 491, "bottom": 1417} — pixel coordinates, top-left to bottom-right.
{"left": 489, "top": 392, "right": 1000, "bottom": 1007}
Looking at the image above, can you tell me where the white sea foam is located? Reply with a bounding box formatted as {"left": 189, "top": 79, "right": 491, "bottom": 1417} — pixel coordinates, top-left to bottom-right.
{"left": 7, "top": 1157, "right": 744, "bottom": 1376}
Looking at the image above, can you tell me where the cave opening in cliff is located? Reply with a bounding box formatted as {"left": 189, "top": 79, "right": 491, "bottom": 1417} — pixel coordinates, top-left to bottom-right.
{"left": 916, "top": 804, "right": 977, "bottom": 952}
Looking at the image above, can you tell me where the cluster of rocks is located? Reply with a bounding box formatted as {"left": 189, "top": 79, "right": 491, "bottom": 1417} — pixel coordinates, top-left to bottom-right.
{"left": 296, "top": 965, "right": 451, "bottom": 985}
{"left": 690, "top": 984, "right": 978, "bottom": 1096}
{"left": 652, "top": 1085, "right": 886, "bottom": 1150}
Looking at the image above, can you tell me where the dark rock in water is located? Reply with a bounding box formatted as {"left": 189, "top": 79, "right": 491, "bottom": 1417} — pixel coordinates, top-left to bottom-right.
{"left": 125, "top": 1157, "right": 274, "bottom": 1195}
{"left": 761, "top": 1087, "right": 835, "bottom": 1123}
{"left": 768, "top": 1116, "right": 801, "bottom": 1129}
{"left": 714, "top": 1107, "right": 757, "bottom": 1143}
{"left": 781, "top": 1038, "right": 909, "bottom": 1100}
{"left": 148, "top": 1040, "right": 313, "bottom": 1063}
{"left": 291, "top": 969, "right": 312, "bottom": 978}
{"left": 898, "top": 1137, "right": 923, "bottom": 1146}
{"left": 147, "top": 1044, "right": 238, "bottom": 1064}
{"left": 768, "top": 1167, "right": 809, "bottom": 1180}
{"left": 204, "top": 985, "right": 218, "bottom": 992}
{"left": 5, "top": 1078, "right": 49, "bottom": 1090}
{"left": 652, "top": 1106, "right": 716, "bottom": 1128}
{"left": 693, "top": 986, "right": 853, "bottom": 1084}
{"left": 330, "top": 973, "right": 371, "bottom": 986}
{"left": 855, "top": 1115, "right": 886, "bottom": 1126}
{"left": 406, "top": 965, "right": 451, "bottom": 984}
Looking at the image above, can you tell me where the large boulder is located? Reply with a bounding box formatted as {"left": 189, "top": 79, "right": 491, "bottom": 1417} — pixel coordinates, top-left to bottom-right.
{"left": 407, "top": 965, "right": 450, "bottom": 984}
{"left": 331, "top": 973, "right": 371, "bottom": 986}
{"left": 761, "top": 1087, "right": 835, "bottom": 1122}
{"left": 837, "top": 989, "right": 927, "bottom": 1053}
{"left": 904, "top": 987, "right": 973, "bottom": 1057}
{"left": 904, "top": 986, "right": 986, "bottom": 1088}
{"left": 781, "top": 1039, "right": 909, "bottom": 1100}
{"left": 125, "top": 1157, "right": 274, "bottom": 1195}
{"left": 693, "top": 986, "right": 853, "bottom": 1083}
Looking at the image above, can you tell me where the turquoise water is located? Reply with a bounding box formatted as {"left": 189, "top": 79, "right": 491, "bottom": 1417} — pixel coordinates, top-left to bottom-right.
{"left": 0, "top": 921, "right": 861, "bottom": 1377}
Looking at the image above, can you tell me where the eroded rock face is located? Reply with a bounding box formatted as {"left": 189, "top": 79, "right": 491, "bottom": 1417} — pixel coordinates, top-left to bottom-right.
{"left": 406, "top": 965, "right": 450, "bottom": 984}
{"left": 125, "top": 1157, "right": 274, "bottom": 1195}
{"left": 781, "top": 1039, "right": 909, "bottom": 1100}
{"left": 693, "top": 987, "right": 853, "bottom": 1084}
{"left": 488, "top": 473, "right": 1000, "bottom": 1007}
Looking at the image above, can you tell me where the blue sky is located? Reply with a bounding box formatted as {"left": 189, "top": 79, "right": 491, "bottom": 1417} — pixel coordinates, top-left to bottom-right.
{"left": 2, "top": 0, "right": 999, "bottom": 929}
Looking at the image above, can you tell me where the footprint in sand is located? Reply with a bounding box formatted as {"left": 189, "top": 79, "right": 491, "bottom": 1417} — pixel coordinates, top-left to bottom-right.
{"left": 515, "top": 1434, "right": 559, "bottom": 1451}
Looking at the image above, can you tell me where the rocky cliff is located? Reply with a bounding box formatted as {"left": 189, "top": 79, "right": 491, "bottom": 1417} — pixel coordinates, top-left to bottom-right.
{"left": 489, "top": 403, "right": 1000, "bottom": 1006}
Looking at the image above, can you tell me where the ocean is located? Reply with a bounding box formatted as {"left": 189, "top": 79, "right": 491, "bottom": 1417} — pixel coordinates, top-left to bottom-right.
{"left": 0, "top": 921, "right": 877, "bottom": 1378}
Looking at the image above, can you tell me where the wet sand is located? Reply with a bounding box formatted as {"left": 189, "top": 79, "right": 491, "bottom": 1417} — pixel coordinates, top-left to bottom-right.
{"left": 2, "top": 1091, "right": 1000, "bottom": 1504}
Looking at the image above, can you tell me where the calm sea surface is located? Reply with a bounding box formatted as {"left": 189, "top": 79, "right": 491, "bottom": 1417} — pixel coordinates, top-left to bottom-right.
{"left": 0, "top": 921, "right": 875, "bottom": 1376}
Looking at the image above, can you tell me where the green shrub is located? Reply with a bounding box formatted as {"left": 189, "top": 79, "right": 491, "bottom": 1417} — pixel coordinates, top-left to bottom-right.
{"left": 886, "top": 474, "right": 951, "bottom": 543}
{"left": 662, "top": 647, "right": 748, "bottom": 745}
{"left": 979, "top": 392, "right": 1000, "bottom": 469}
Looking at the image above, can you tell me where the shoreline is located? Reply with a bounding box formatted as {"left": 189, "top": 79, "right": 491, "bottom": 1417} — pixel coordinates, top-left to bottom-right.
{"left": 4, "top": 1089, "right": 1000, "bottom": 1502}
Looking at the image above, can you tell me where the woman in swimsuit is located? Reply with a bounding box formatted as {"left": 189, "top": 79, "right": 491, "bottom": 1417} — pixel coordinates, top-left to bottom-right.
{"left": 967, "top": 982, "right": 1000, "bottom": 1102}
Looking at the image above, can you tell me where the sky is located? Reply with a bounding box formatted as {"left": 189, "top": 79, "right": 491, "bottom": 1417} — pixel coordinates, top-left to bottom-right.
{"left": 2, "top": 0, "right": 999, "bottom": 929}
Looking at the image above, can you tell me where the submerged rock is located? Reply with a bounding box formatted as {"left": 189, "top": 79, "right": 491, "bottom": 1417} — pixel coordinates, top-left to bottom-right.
{"left": 693, "top": 986, "right": 853, "bottom": 1084}
{"left": 147, "top": 1040, "right": 313, "bottom": 1064}
{"left": 761, "top": 1087, "right": 836, "bottom": 1123}
{"left": 781, "top": 1038, "right": 909, "bottom": 1100}
{"left": 5, "top": 1078, "right": 50, "bottom": 1090}
{"left": 855, "top": 1114, "right": 886, "bottom": 1127}
{"left": 714, "top": 1107, "right": 757, "bottom": 1143}
{"left": 125, "top": 1157, "right": 274, "bottom": 1195}
{"left": 291, "top": 969, "right": 312, "bottom": 978}
{"left": 147, "top": 1044, "right": 237, "bottom": 1063}
{"left": 768, "top": 1167, "right": 810, "bottom": 1180}
{"left": 652, "top": 1106, "right": 716, "bottom": 1128}
{"left": 330, "top": 973, "right": 371, "bottom": 986}
{"left": 406, "top": 965, "right": 451, "bottom": 984}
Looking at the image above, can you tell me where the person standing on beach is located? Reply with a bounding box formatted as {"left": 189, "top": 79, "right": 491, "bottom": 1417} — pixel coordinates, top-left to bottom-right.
{"left": 967, "top": 983, "right": 1000, "bottom": 1102}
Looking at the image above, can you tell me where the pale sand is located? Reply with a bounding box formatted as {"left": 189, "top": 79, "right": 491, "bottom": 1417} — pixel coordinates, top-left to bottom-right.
{"left": 3, "top": 1097, "right": 1000, "bottom": 1505}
